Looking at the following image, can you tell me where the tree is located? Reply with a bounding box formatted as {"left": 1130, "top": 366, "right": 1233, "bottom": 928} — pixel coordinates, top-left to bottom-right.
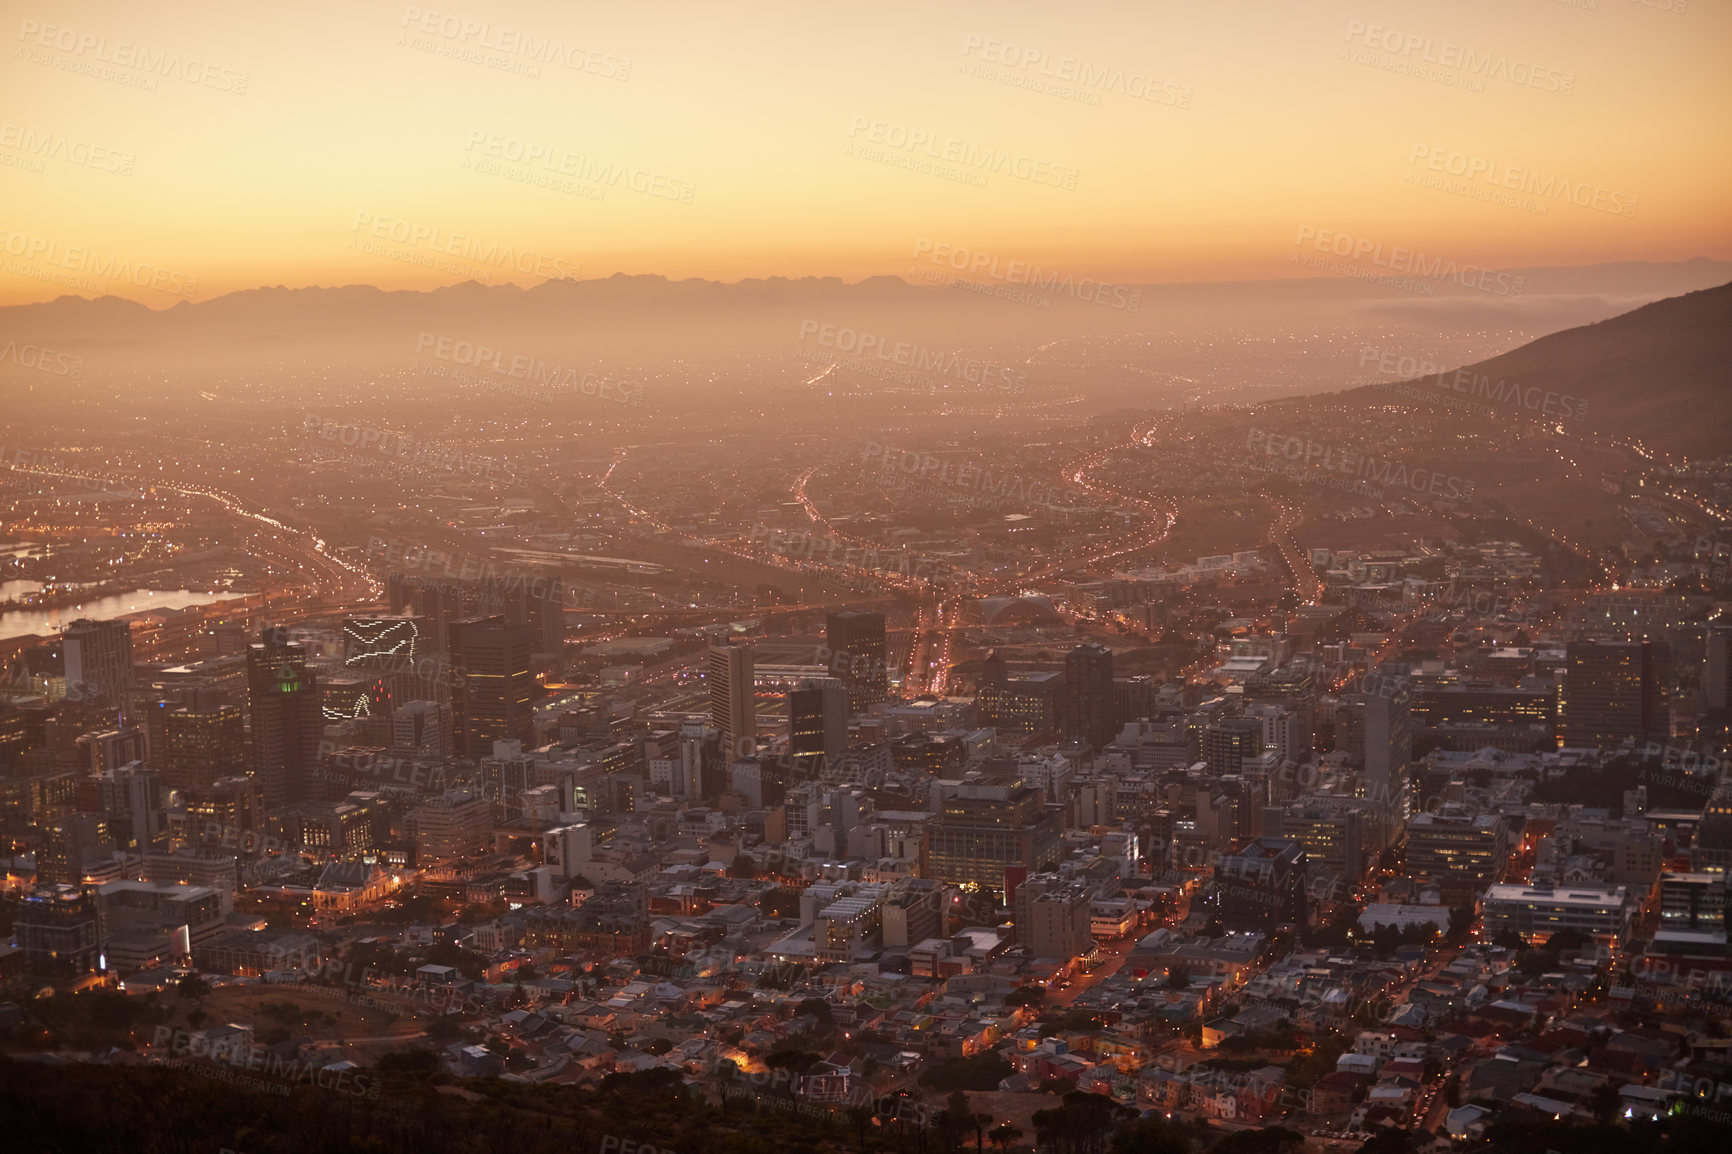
{"left": 1588, "top": 1080, "right": 1622, "bottom": 1123}
{"left": 989, "top": 1123, "right": 1023, "bottom": 1153}
{"left": 1492, "top": 928, "right": 1526, "bottom": 950}
{"left": 1006, "top": 987, "right": 1046, "bottom": 1008}
{"left": 1165, "top": 966, "right": 1190, "bottom": 990}
{"left": 764, "top": 1049, "right": 822, "bottom": 1115}
{"left": 795, "top": 997, "right": 833, "bottom": 1026}
{"left": 729, "top": 856, "right": 758, "bottom": 879}
{"left": 1354, "top": 1130, "right": 1414, "bottom": 1154}
{"left": 176, "top": 975, "right": 209, "bottom": 1001}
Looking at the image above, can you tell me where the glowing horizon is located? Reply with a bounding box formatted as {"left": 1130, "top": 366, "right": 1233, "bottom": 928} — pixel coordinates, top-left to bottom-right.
{"left": 2, "top": 0, "right": 1728, "bottom": 307}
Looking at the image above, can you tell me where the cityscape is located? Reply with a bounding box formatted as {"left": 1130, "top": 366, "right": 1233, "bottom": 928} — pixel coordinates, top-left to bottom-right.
{"left": 1, "top": 3, "right": 1730, "bottom": 1154}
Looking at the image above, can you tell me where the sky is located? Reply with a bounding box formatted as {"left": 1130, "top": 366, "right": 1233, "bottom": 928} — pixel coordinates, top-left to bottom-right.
{"left": 1, "top": 0, "right": 1728, "bottom": 306}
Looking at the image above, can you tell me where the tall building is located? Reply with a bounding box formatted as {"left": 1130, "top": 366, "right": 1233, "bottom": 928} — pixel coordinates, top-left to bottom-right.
{"left": 789, "top": 679, "right": 848, "bottom": 776}
{"left": 447, "top": 616, "right": 535, "bottom": 759}
{"left": 1214, "top": 839, "right": 1308, "bottom": 933}
{"left": 825, "top": 610, "right": 889, "bottom": 711}
{"left": 708, "top": 639, "right": 756, "bottom": 756}
{"left": 1064, "top": 643, "right": 1116, "bottom": 749}
{"left": 1360, "top": 666, "right": 1414, "bottom": 804}
{"left": 975, "top": 655, "right": 1065, "bottom": 735}
{"left": 14, "top": 885, "right": 100, "bottom": 974}
{"left": 1015, "top": 875, "right": 1095, "bottom": 959}
{"left": 925, "top": 782, "right": 1062, "bottom": 897}
{"left": 62, "top": 618, "right": 134, "bottom": 711}
{"left": 1202, "top": 717, "right": 1263, "bottom": 775}
{"left": 149, "top": 689, "right": 246, "bottom": 792}
{"left": 1561, "top": 640, "right": 1667, "bottom": 750}
{"left": 1406, "top": 808, "right": 1510, "bottom": 902}
{"left": 1704, "top": 623, "right": 1731, "bottom": 715}
{"left": 246, "top": 626, "right": 323, "bottom": 808}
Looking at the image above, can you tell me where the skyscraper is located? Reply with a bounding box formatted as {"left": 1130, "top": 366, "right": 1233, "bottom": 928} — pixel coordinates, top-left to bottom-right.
{"left": 1561, "top": 640, "right": 1667, "bottom": 750}
{"left": 149, "top": 688, "right": 246, "bottom": 792}
{"left": 925, "top": 782, "right": 1063, "bottom": 898}
{"left": 789, "top": 678, "right": 848, "bottom": 776}
{"left": 246, "top": 626, "right": 323, "bottom": 808}
{"left": 62, "top": 618, "right": 134, "bottom": 712}
{"left": 1064, "top": 643, "right": 1116, "bottom": 749}
{"left": 708, "top": 638, "right": 756, "bottom": 757}
{"left": 447, "top": 616, "right": 536, "bottom": 759}
{"left": 1704, "top": 623, "right": 1731, "bottom": 715}
{"left": 1361, "top": 666, "right": 1414, "bottom": 806}
{"left": 825, "top": 610, "right": 888, "bottom": 712}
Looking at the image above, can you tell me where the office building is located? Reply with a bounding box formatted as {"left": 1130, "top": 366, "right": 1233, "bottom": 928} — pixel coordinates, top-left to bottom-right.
{"left": 925, "top": 782, "right": 1062, "bottom": 897}
{"left": 447, "top": 616, "right": 535, "bottom": 759}
{"left": 1659, "top": 872, "right": 1726, "bottom": 933}
{"left": 62, "top": 617, "right": 134, "bottom": 711}
{"left": 825, "top": 610, "right": 889, "bottom": 711}
{"left": 1064, "top": 643, "right": 1116, "bottom": 749}
{"left": 1202, "top": 717, "right": 1263, "bottom": 775}
{"left": 1361, "top": 667, "right": 1414, "bottom": 803}
{"left": 1016, "top": 875, "right": 1095, "bottom": 959}
{"left": 1704, "top": 623, "right": 1731, "bottom": 715}
{"left": 1560, "top": 640, "right": 1667, "bottom": 749}
{"left": 413, "top": 791, "right": 492, "bottom": 861}
{"left": 96, "top": 879, "right": 228, "bottom": 972}
{"left": 14, "top": 885, "right": 100, "bottom": 974}
{"left": 708, "top": 639, "right": 756, "bottom": 757}
{"left": 976, "top": 653, "right": 1065, "bottom": 735}
{"left": 247, "top": 626, "right": 323, "bottom": 808}
{"left": 1480, "top": 883, "right": 1633, "bottom": 946}
{"left": 149, "top": 689, "right": 245, "bottom": 792}
{"left": 789, "top": 678, "right": 848, "bottom": 776}
{"left": 1214, "top": 839, "right": 1308, "bottom": 933}
{"left": 1406, "top": 808, "right": 1510, "bottom": 901}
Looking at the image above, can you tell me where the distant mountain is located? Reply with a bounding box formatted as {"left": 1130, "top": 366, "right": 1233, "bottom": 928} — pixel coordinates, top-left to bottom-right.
{"left": 1338, "top": 280, "right": 1732, "bottom": 459}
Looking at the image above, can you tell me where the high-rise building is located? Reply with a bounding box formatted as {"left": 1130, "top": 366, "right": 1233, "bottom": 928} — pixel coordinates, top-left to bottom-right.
{"left": 1659, "top": 871, "right": 1726, "bottom": 934}
{"left": 14, "top": 885, "right": 100, "bottom": 974}
{"left": 1360, "top": 666, "right": 1414, "bottom": 804}
{"left": 97, "top": 762, "right": 167, "bottom": 853}
{"left": 1406, "top": 808, "right": 1510, "bottom": 901}
{"left": 1202, "top": 717, "right": 1263, "bottom": 775}
{"left": 925, "top": 782, "right": 1062, "bottom": 897}
{"left": 1704, "top": 624, "right": 1731, "bottom": 715}
{"left": 789, "top": 679, "right": 848, "bottom": 776}
{"left": 413, "top": 791, "right": 493, "bottom": 861}
{"left": 1214, "top": 839, "right": 1308, "bottom": 933}
{"left": 825, "top": 610, "right": 889, "bottom": 711}
{"left": 62, "top": 618, "right": 134, "bottom": 711}
{"left": 247, "top": 626, "right": 323, "bottom": 808}
{"left": 1064, "top": 643, "right": 1116, "bottom": 749}
{"left": 447, "top": 616, "right": 535, "bottom": 759}
{"left": 1561, "top": 640, "right": 1668, "bottom": 750}
{"left": 1015, "top": 875, "right": 1095, "bottom": 959}
{"left": 975, "top": 655, "right": 1064, "bottom": 735}
{"left": 149, "top": 688, "right": 246, "bottom": 792}
{"left": 708, "top": 639, "right": 756, "bottom": 757}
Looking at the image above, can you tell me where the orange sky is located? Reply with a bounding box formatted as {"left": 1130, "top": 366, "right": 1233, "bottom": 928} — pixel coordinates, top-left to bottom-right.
{"left": 1, "top": 0, "right": 1728, "bottom": 306}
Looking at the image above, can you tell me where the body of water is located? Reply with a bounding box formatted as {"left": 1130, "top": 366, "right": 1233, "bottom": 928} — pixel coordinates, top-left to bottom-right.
{"left": 0, "top": 589, "right": 242, "bottom": 640}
